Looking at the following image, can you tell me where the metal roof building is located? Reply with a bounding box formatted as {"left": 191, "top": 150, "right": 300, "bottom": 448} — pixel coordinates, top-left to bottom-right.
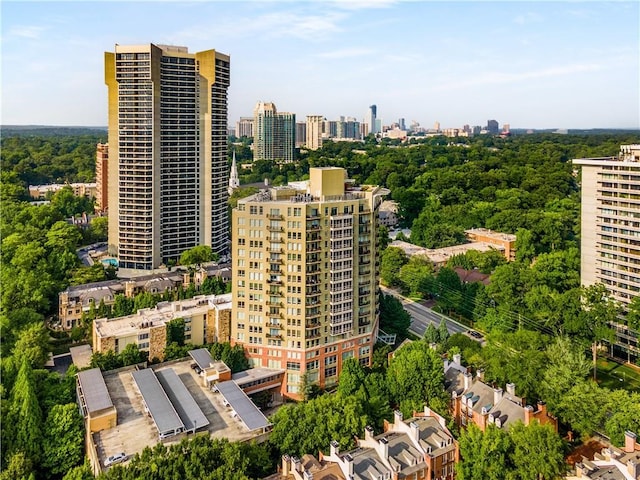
{"left": 156, "top": 368, "right": 209, "bottom": 432}
{"left": 131, "top": 369, "right": 184, "bottom": 439}
{"left": 215, "top": 380, "right": 271, "bottom": 432}
{"left": 76, "top": 368, "right": 117, "bottom": 432}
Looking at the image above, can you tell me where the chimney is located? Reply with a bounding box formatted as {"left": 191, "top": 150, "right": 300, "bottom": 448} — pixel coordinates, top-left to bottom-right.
{"left": 292, "top": 456, "right": 302, "bottom": 473}
{"left": 463, "top": 372, "right": 472, "bottom": 390}
{"left": 365, "top": 425, "right": 375, "bottom": 442}
{"left": 494, "top": 388, "right": 503, "bottom": 405}
{"left": 453, "top": 353, "right": 461, "bottom": 365}
{"left": 344, "top": 454, "right": 354, "bottom": 476}
{"left": 330, "top": 440, "right": 340, "bottom": 457}
{"left": 524, "top": 405, "right": 534, "bottom": 426}
{"left": 379, "top": 437, "right": 389, "bottom": 460}
{"left": 409, "top": 421, "right": 420, "bottom": 442}
{"left": 537, "top": 401, "right": 547, "bottom": 416}
{"left": 627, "top": 459, "right": 639, "bottom": 479}
{"left": 624, "top": 431, "right": 637, "bottom": 453}
{"left": 506, "top": 383, "right": 516, "bottom": 396}
{"left": 282, "top": 455, "right": 290, "bottom": 477}
{"left": 394, "top": 409, "right": 403, "bottom": 426}
{"left": 303, "top": 470, "right": 314, "bottom": 480}
{"left": 476, "top": 369, "right": 484, "bottom": 381}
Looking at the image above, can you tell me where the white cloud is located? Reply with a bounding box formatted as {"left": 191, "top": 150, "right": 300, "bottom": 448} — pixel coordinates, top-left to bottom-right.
{"left": 429, "top": 63, "right": 603, "bottom": 92}
{"left": 329, "top": 0, "right": 397, "bottom": 11}
{"left": 514, "top": 12, "right": 543, "bottom": 25}
{"left": 6, "top": 25, "right": 46, "bottom": 39}
{"left": 316, "top": 47, "right": 374, "bottom": 59}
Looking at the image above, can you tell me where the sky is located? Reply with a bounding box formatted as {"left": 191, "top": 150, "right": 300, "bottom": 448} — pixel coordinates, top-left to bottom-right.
{"left": 1, "top": 1, "right": 639, "bottom": 130}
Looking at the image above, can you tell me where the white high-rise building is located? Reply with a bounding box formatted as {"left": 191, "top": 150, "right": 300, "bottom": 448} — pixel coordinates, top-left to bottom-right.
{"left": 306, "top": 115, "right": 324, "bottom": 150}
{"left": 105, "top": 44, "right": 231, "bottom": 270}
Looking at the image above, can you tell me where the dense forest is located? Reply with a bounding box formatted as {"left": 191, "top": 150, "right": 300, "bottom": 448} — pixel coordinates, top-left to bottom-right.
{"left": 2, "top": 131, "right": 640, "bottom": 479}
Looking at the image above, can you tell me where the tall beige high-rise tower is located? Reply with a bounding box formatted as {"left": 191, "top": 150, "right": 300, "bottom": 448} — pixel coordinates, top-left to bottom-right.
{"left": 231, "top": 167, "right": 388, "bottom": 398}
{"left": 105, "top": 44, "right": 230, "bottom": 270}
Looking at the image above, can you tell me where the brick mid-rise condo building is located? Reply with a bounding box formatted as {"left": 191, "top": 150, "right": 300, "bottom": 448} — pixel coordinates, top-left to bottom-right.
{"left": 231, "top": 167, "right": 388, "bottom": 398}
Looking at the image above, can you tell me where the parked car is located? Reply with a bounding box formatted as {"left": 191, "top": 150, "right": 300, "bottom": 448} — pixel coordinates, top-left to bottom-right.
{"left": 467, "top": 329, "right": 484, "bottom": 340}
{"left": 104, "top": 452, "right": 126, "bottom": 467}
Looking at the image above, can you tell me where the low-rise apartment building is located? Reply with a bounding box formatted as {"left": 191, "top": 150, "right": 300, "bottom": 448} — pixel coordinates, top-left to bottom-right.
{"left": 93, "top": 294, "right": 232, "bottom": 361}
{"left": 59, "top": 264, "right": 230, "bottom": 330}
{"left": 445, "top": 355, "right": 557, "bottom": 432}
{"left": 464, "top": 228, "right": 517, "bottom": 261}
{"left": 29, "top": 182, "right": 97, "bottom": 200}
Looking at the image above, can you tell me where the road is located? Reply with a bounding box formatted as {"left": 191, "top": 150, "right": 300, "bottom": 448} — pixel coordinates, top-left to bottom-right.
{"left": 380, "top": 285, "right": 476, "bottom": 339}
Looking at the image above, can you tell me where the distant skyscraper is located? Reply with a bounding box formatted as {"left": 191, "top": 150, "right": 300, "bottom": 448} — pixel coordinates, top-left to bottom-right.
{"left": 434, "top": 121, "right": 441, "bottom": 132}
{"left": 236, "top": 117, "right": 254, "bottom": 138}
{"left": 367, "top": 105, "right": 377, "bottom": 134}
{"left": 296, "top": 122, "right": 307, "bottom": 148}
{"left": 105, "top": 43, "right": 230, "bottom": 270}
{"left": 487, "top": 119, "right": 500, "bottom": 134}
{"left": 253, "top": 101, "right": 295, "bottom": 163}
{"left": 95, "top": 143, "right": 108, "bottom": 213}
{"left": 228, "top": 150, "right": 239, "bottom": 195}
{"left": 399, "top": 118, "right": 406, "bottom": 131}
{"left": 306, "top": 115, "right": 324, "bottom": 150}
{"left": 375, "top": 119, "right": 382, "bottom": 134}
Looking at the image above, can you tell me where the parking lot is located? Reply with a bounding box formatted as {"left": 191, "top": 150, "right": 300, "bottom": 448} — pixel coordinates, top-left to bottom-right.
{"left": 95, "top": 359, "right": 262, "bottom": 469}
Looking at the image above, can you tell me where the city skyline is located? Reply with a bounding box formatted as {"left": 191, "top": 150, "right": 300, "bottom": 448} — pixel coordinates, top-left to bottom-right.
{"left": 2, "top": 1, "right": 639, "bottom": 129}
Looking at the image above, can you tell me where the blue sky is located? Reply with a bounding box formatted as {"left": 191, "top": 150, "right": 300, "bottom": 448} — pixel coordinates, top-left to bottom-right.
{"left": 2, "top": 1, "right": 639, "bottom": 129}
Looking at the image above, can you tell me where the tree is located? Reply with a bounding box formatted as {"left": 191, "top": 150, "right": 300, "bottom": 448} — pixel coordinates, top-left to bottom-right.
{"left": 210, "top": 343, "right": 249, "bottom": 373}
{"left": 120, "top": 343, "right": 146, "bottom": 366}
{"left": 6, "top": 357, "right": 43, "bottom": 465}
{"left": 386, "top": 341, "right": 446, "bottom": 417}
{"left": 572, "top": 284, "right": 620, "bottom": 380}
{"left": 378, "top": 293, "right": 412, "bottom": 339}
{"left": 111, "top": 294, "right": 134, "bottom": 318}
{"left": 509, "top": 421, "right": 566, "bottom": 480}
{"left": 558, "top": 380, "right": 608, "bottom": 440}
{"left": 603, "top": 390, "right": 640, "bottom": 447}
{"left": 437, "top": 318, "right": 450, "bottom": 343}
{"left": 540, "top": 337, "right": 590, "bottom": 413}
{"left": 397, "top": 255, "right": 433, "bottom": 297}
{"left": 457, "top": 424, "right": 512, "bottom": 480}
{"left": 45, "top": 220, "right": 82, "bottom": 252}
{"left": 42, "top": 403, "right": 84, "bottom": 476}
{"left": 0, "top": 452, "right": 34, "bottom": 480}
{"left": 626, "top": 295, "right": 640, "bottom": 331}
{"left": 13, "top": 323, "right": 50, "bottom": 369}
{"left": 377, "top": 225, "right": 390, "bottom": 250}
{"left": 380, "top": 247, "right": 408, "bottom": 287}
{"left": 61, "top": 461, "right": 94, "bottom": 480}
{"left": 269, "top": 394, "right": 368, "bottom": 458}
{"left": 424, "top": 323, "right": 439, "bottom": 344}
{"left": 180, "top": 245, "right": 215, "bottom": 266}
{"left": 166, "top": 318, "right": 186, "bottom": 346}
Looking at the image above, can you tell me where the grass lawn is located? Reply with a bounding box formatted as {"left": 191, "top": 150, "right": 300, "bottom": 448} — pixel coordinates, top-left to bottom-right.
{"left": 596, "top": 357, "right": 640, "bottom": 392}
